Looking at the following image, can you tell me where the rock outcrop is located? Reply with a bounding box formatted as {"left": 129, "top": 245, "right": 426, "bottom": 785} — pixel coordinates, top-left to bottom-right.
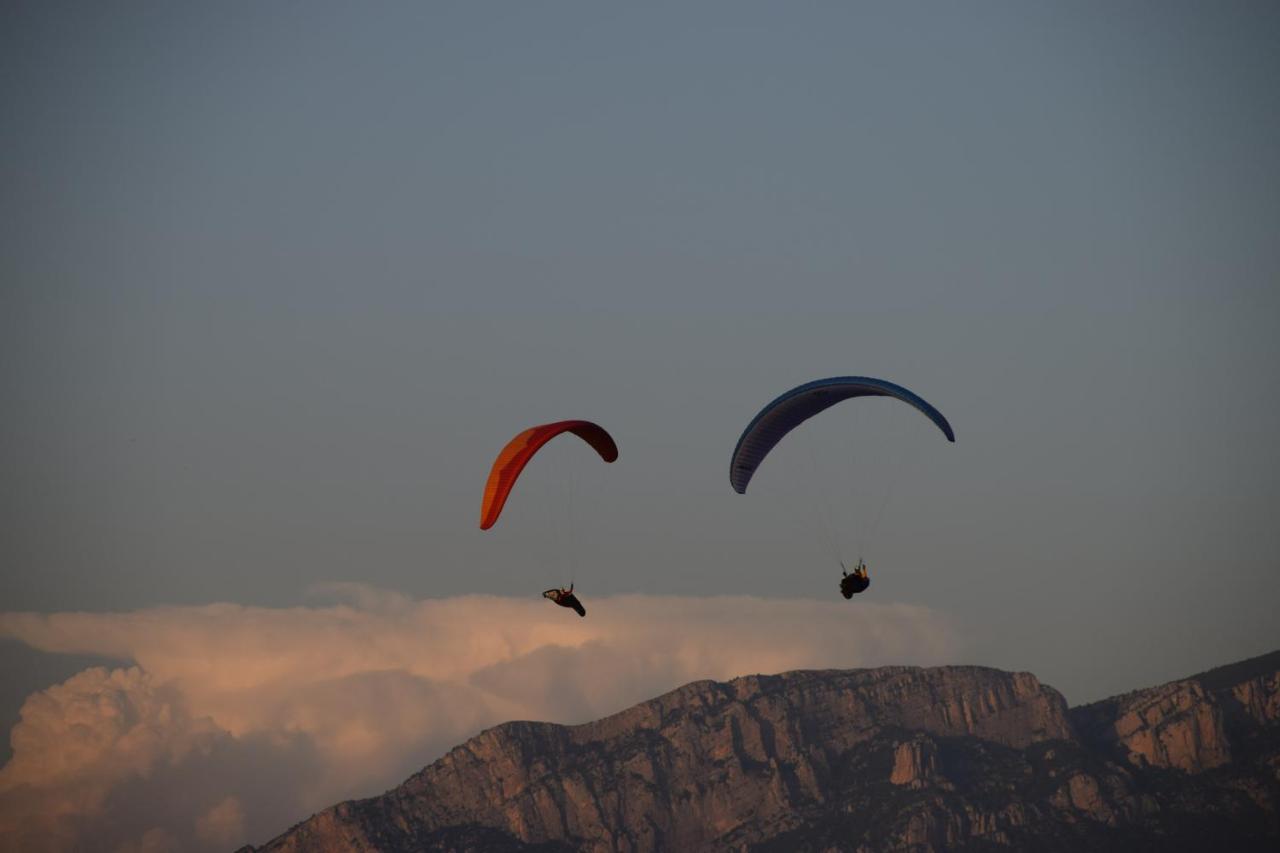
{"left": 888, "top": 736, "right": 945, "bottom": 790}
{"left": 1071, "top": 650, "right": 1280, "bottom": 773}
{"left": 1071, "top": 679, "right": 1230, "bottom": 772}
{"left": 247, "top": 653, "right": 1280, "bottom": 853}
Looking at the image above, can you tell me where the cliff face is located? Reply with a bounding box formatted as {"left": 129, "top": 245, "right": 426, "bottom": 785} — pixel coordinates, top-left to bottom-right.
{"left": 1070, "top": 650, "right": 1280, "bottom": 774}
{"left": 248, "top": 654, "right": 1280, "bottom": 853}
{"left": 1071, "top": 679, "right": 1231, "bottom": 772}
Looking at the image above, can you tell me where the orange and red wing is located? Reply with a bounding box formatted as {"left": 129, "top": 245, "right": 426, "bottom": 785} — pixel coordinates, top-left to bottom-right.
{"left": 479, "top": 420, "right": 618, "bottom": 529}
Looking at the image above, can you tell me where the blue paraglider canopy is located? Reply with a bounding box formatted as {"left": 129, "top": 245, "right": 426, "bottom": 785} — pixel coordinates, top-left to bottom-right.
{"left": 730, "top": 376, "right": 954, "bottom": 494}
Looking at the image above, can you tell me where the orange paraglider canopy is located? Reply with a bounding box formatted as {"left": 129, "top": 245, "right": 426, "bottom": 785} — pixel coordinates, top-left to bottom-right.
{"left": 479, "top": 420, "right": 618, "bottom": 530}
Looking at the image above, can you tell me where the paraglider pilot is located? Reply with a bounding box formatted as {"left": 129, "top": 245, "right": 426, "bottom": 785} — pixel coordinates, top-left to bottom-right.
{"left": 544, "top": 584, "right": 586, "bottom": 617}
{"left": 840, "top": 560, "right": 870, "bottom": 599}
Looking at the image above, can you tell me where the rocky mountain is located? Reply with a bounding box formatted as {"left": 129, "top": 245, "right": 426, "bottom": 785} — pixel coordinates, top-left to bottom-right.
{"left": 244, "top": 651, "right": 1280, "bottom": 852}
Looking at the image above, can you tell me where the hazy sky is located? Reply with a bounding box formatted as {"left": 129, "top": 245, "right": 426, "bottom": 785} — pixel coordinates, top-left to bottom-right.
{"left": 2, "top": 2, "right": 1279, "bottom": 847}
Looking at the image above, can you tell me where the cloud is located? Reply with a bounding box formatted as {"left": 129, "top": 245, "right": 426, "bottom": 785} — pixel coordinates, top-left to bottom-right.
{"left": 0, "top": 587, "right": 959, "bottom": 851}
{"left": 195, "top": 797, "right": 246, "bottom": 848}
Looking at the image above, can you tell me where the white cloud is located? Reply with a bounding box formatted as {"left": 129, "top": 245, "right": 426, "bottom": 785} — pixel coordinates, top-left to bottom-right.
{"left": 0, "top": 587, "right": 959, "bottom": 852}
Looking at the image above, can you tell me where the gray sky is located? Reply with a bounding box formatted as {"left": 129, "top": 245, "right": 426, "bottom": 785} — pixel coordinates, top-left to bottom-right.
{"left": 4, "top": 0, "right": 1279, "bottom": 711}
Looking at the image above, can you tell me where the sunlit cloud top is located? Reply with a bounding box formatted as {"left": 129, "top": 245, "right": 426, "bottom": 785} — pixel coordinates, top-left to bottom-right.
{"left": 0, "top": 587, "right": 959, "bottom": 852}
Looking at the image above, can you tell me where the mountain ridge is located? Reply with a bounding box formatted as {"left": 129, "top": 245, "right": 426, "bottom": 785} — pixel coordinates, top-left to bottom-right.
{"left": 243, "top": 652, "right": 1280, "bottom": 852}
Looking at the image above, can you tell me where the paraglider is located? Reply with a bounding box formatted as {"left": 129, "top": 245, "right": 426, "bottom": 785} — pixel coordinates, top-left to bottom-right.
{"left": 544, "top": 585, "right": 586, "bottom": 617}
{"left": 840, "top": 560, "right": 870, "bottom": 598}
{"left": 730, "top": 376, "right": 953, "bottom": 599}
{"left": 479, "top": 419, "right": 618, "bottom": 617}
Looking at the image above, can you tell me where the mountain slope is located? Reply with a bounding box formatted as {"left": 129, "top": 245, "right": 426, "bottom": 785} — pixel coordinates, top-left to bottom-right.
{"left": 246, "top": 654, "right": 1280, "bottom": 852}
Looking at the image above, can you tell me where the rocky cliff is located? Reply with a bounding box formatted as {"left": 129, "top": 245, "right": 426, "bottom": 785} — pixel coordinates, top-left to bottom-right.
{"left": 246, "top": 653, "right": 1280, "bottom": 852}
